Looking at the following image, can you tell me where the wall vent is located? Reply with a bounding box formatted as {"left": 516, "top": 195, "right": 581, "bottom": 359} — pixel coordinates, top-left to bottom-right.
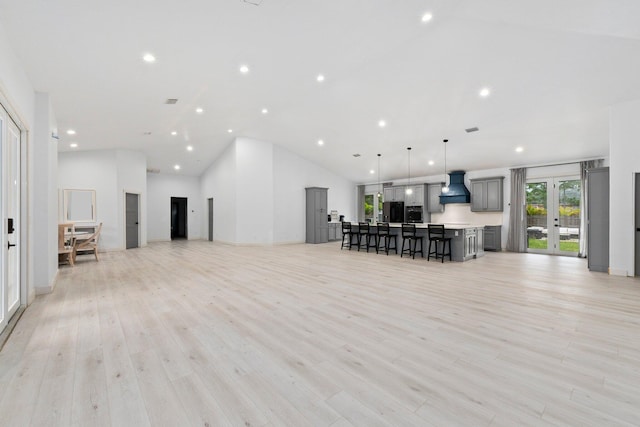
{"left": 352, "top": 153, "right": 361, "bottom": 157}
{"left": 147, "top": 168, "right": 160, "bottom": 174}
{"left": 165, "top": 98, "right": 178, "bottom": 104}
{"left": 465, "top": 127, "right": 479, "bottom": 133}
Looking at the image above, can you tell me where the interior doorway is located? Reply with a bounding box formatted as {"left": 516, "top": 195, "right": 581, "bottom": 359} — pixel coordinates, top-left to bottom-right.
{"left": 0, "top": 104, "right": 21, "bottom": 337}
{"left": 635, "top": 174, "right": 640, "bottom": 276}
{"left": 526, "top": 176, "right": 581, "bottom": 256}
{"left": 208, "top": 198, "right": 213, "bottom": 241}
{"left": 125, "top": 192, "right": 139, "bottom": 249}
{"left": 171, "top": 197, "right": 188, "bottom": 240}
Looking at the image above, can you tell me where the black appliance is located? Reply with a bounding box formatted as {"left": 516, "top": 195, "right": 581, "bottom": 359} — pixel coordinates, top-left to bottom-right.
{"left": 406, "top": 206, "right": 423, "bottom": 223}
{"left": 383, "top": 201, "right": 404, "bottom": 223}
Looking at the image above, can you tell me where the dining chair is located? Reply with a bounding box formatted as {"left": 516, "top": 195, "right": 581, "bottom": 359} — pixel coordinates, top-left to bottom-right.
{"left": 73, "top": 223, "right": 103, "bottom": 262}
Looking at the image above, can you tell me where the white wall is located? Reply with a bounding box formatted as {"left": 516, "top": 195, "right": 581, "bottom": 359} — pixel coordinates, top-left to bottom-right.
{"left": 33, "top": 93, "right": 58, "bottom": 294}
{"left": 609, "top": 98, "right": 640, "bottom": 276}
{"left": 236, "top": 138, "right": 274, "bottom": 244}
{"left": 200, "top": 137, "right": 355, "bottom": 245}
{"left": 59, "top": 150, "right": 118, "bottom": 250}
{"left": 200, "top": 142, "right": 237, "bottom": 244}
{"left": 59, "top": 149, "right": 147, "bottom": 251}
{"left": 273, "top": 144, "right": 355, "bottom": 243}
{"left": 117, "top": 150, "right": 147, "bottom": 248}
{"left": 0, "top": 24, "right": 38, "bottom": 303}
{"left": 147, "top": 173, "right": 202, "bottom": 242}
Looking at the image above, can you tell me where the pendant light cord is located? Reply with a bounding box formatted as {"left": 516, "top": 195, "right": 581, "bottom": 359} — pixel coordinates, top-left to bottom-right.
{"left": 377, "top": 154, "right": 381, "bottom": 197}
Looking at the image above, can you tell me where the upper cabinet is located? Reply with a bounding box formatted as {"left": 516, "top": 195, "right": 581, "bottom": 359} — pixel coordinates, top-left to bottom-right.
{"left": 470, "top": 177, "right": 504, "bottom": 212}
{"left": 383, "top": 186, "right": 406, "bottom": 202}
{"left": 427, "top": 183, "right": 444, "bottom": 213}
{"left": 404, "top": 184, "right": 424, "bottom": 206}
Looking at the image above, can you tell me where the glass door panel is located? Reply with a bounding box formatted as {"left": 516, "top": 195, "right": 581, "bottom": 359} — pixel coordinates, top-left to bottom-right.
{"left": 526, "top": 181, "right": 549, "bottom": 252}
{"left": 526, "top": 177, "right": 580, "bottom": 256}
{"left": 557, "top": 179, "right": 581, "bottom": 255}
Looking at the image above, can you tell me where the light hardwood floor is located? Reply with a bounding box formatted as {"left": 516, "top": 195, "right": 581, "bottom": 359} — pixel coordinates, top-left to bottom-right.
{"left": 1, "top": 240, "right": 640, "bottom": 426}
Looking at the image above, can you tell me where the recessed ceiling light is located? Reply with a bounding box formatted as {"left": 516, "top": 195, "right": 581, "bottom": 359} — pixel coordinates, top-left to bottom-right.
{"left": 317, "top": 139, "right": 324, "bottom": 146}
{"left": 378, "top": 120, "right": 386, "bottom": 128}
{"left": 316, "top": 74, "right": 325, "bottom": 82}
{"left": 369, "top": 169, "right": 375, "bottom": 174}
{"left": 143, "top": 53, "right": 156, "bottom": 63}
{"left": 69, "top": 143, "right": 78, "bottom": 148}
{"left": 67, "top": 129, "right": 76, "bottom": 135}
{"left": 479, "top": 87, "right": 491, "bottom": 98}
{"left": 227, "top": 129, "right": 233, "bottom": 133}
{"left": 196, "top": 107, "right": 204, "bottom": 114}
{"left": 515, "top": 146, "right": 524, "bottom": 153}
{"left": 186, "top": 145, "right": 193, "bottom": 151}
{"left": 428, "top": 160, "right": 435, "bottom": 166}
{"left": 171, "top": 131, "right": 177, "bottom": 136}
{"left": 261, "top": 108, "right": 268, "bottom": 114}
{"left": 239, "top": 65, "right": 250, "bottom": 74}
{"left": 174, "top": 164, "right": 181, "bottom": 170}
{"left": 421, "top": 12, "right": 433, "bottom": 22}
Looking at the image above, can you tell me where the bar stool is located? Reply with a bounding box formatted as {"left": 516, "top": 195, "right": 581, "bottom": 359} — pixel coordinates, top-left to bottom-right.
{"left": 357, "top": 222, "right": 370, "bottom": 251}
{"left": 401, "top": 223, "right": 423, "bottom": 259}
{"left": 366, "top": 223, "right": 378, "bottom": 252}
{"left": 341, "top": 222, "right": 356, "bottom": 250}
{"left": 427, "top": 224, "right": 452, "bottom": 262}
{"left": 376, "top": 222, "right": 397, "bottom": 255}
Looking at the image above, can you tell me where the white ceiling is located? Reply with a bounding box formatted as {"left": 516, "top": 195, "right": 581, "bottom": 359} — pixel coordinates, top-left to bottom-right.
{"left": 2, "top": 0, "right": 639, "bottom": 183}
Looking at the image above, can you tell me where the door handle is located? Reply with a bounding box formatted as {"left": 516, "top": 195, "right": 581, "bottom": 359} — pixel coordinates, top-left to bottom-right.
{"left": 7, "top": 242, "right": 16, "bottom": 249}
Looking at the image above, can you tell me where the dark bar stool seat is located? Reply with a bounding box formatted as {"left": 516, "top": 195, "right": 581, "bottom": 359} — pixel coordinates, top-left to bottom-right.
{"left": 376, "top": 222, "right": 397, "bottom": 255}
{"left": 401, "top": 223, "right": 423, "bottom": 259}
{"left": 341, "top": 222, "right": 356, "bottom": 250}
{"left": 356, "top": 222, "right": 370, "bottom": 251}
{"left": 427, "top": 224, "right": 452, "bottom": 262}
{"left": 366, "top": 223, "right": 378, "bottom": 252}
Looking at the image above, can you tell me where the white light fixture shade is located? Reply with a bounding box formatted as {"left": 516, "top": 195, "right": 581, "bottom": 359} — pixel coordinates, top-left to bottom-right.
{"left": 405, "top": 187, "right": 413, "bottom": 195}
{"left": 441, "top": 185, "right": 450, "bottom": 193}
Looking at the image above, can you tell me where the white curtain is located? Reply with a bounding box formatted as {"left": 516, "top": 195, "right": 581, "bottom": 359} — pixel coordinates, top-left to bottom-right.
{"left": 578, "top": 159, "right": 604, "bottom": 257}
{"left": 506, "top": 168, "right": 527, "bottom": 252}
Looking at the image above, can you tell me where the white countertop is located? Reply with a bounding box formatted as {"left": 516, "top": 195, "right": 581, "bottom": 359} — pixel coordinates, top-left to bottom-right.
{"left": 346, "top": 222, "right": 489, "bottom": 230}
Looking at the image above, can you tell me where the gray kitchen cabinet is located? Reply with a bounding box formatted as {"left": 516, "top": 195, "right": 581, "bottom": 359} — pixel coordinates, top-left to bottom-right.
{"left": 427, "top": 183, "right": 444, "bottom": 213}
{"left": 383, "top": 186, "right": 407, "bottom": 202}
{"left": 405, "top": 184, "right": 424, "bottom": 206}
{"left": 587, "top": 167, "right": 609, "bottom": 272}
{"left": 470, "top": 177, "right": 504, "bottom": 212}
{"left": 445, "top": 227, "right": 485, "bottom": 261}
{"left": 306, "top": 187, "right": 329, "bottom": 243}
{"left": 328, "top": 223, "right": 341, "bottom": 241}
{"left": 483, "top": 225, "right": 502, "bottom": 251}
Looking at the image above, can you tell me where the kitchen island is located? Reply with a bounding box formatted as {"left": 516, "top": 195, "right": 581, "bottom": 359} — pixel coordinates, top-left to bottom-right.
{"left": 347, "top": 222, "right": 485, "bottom": 262}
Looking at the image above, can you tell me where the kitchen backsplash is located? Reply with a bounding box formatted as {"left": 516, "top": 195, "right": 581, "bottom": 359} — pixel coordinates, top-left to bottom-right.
{"left": 431, "top": 203, "right": 503, "bottom": 226}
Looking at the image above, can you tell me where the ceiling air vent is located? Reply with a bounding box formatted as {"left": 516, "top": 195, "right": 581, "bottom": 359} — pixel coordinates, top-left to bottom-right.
{"left": 465, "top": 127, "right": 479, "bottom": 133}
{"left": 352, "top": 153, "right": 361, "bottom": 157}
{"left": 165, "top": 98, "right": 178, "bottom": 105}
{"left": 147, "top": 168, "right": 160, "bottom": 174}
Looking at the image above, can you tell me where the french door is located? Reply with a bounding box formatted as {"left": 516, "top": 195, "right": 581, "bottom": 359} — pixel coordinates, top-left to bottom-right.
{"left": 526, "top": 176, "right": 581, "bottom": 256}
{"left": 0, "top": 104, "right": 21, "bottom": 335}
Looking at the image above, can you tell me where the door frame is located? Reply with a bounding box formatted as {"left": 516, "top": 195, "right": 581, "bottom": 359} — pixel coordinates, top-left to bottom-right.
{"left": 123, "top": 190, "right": 141, "bottom": 249}
{"left": 170, "top": 197, "right": 188, "bottom": 239}
{"left": 208, "top": 197, "right": 213, "bottom": 241}
{"left": 526, "top": 175, "right": 581, "bottom": 256}
{"left": 0, "top": 95, "right": 28, "bottom": 336}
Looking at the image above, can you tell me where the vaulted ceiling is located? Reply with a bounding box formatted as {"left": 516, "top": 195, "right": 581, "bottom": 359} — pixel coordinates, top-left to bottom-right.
{"left": 1, "top": 0, "right": 639, "bottom": 182}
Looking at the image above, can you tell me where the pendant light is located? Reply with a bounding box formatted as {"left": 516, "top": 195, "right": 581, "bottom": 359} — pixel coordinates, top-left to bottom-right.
{"left": 441, "top": 139, "right": 449, "bottom": 193}
{"left": 405, "top": 147, "right": 413, "bottom": 195}
{"left": 376, "top": 153, "right": 382, "bottom": 198}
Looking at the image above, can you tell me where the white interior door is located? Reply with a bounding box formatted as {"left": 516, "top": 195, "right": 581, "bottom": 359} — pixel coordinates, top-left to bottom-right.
{"left": 1, "top": 105, "right": 21, "bottom": 334}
